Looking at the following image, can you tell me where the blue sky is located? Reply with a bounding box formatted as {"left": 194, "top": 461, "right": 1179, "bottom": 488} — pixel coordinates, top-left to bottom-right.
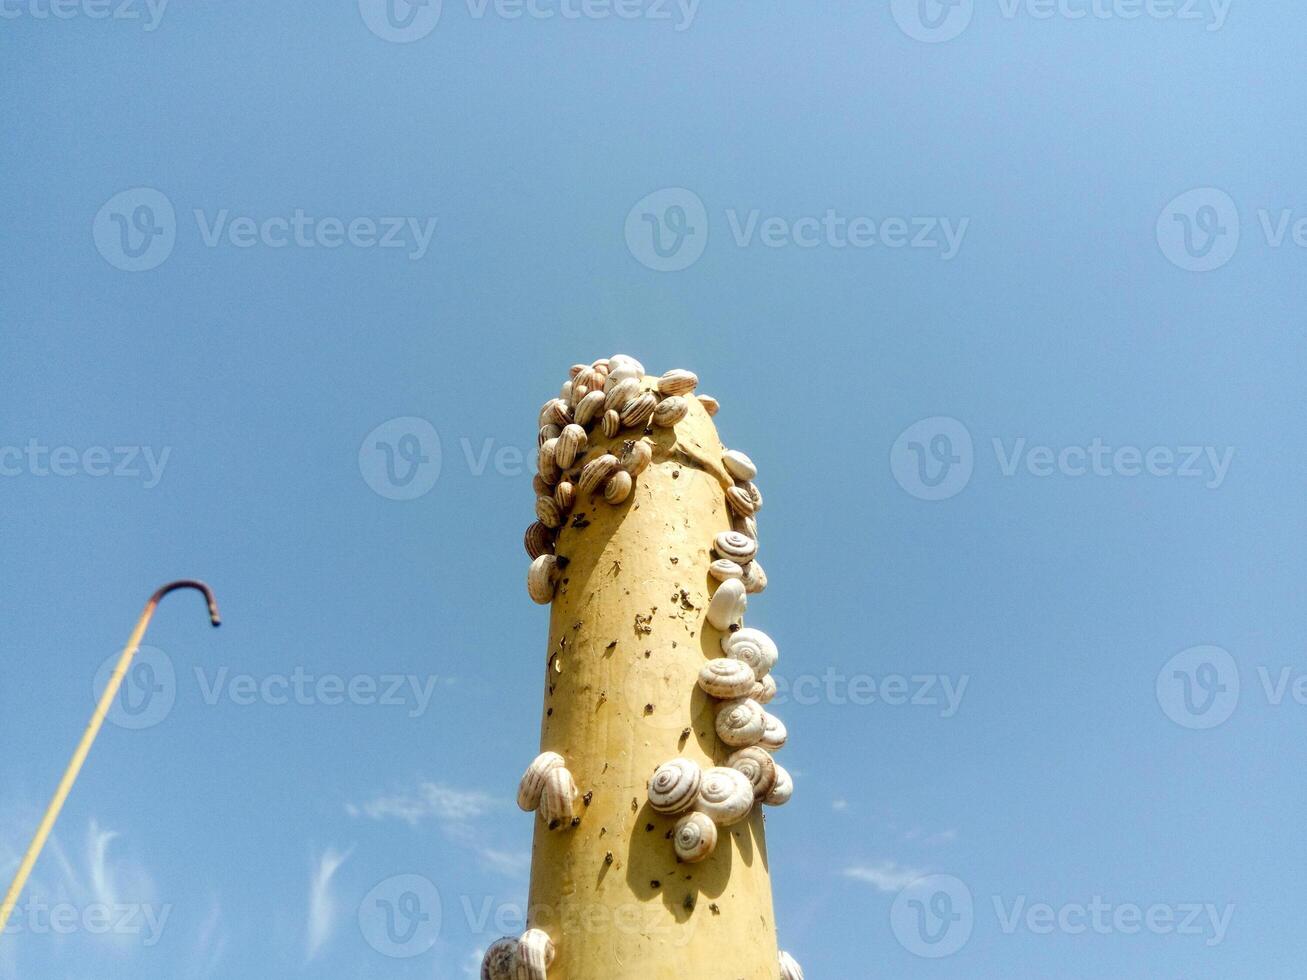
{"left": 2, "top": 1, "right": 1305, "bottom": 977}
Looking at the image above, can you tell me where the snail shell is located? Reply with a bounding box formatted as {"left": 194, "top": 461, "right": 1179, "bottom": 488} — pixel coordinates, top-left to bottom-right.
{"left": 538, "top": 424, "right": 561, "bottom": 448}
{"left": 527, "top": 554, "right": 559, "bottom": 605}
{"left": 651, "top": 396, "right": 689, "bottom": 428}
{"left": 555, "top": 424, "right": 587, "bottom": 469}
{"left": 741, "top": 559, "right": 767, "bottom": 595}
{"left": 727, "top": 745, "right": 777, "bottom": 800}
{"left": 619, "top": 439, "right": 652, "bottom": 476}
{"left": 578, "top": 453, "right": 619, "bottom": 495}
{"left": 695, "top": 766, "right": 755, "bottom": 826}
{"left": 553, "top": 481, "right": 575, "bottom": 513}
{"left": 706, "top": 578, "right": 747, "bottom": 631}
{"left": 657, "top": 369, "right": 698, "bottom": 397}
{"left": 713, "top": 530, "right": 757, "bottom": 565}
{"left": 696, "top": 393, "right": 720, "bottom": 416}
{"left": 540, "top": 398, "right": 571, "bottom": 428}
{"left": 733, "top": 514, "right": 760, "bottom": 542}
{"left": 751, "top": 673, "right": 778, "bottom": 705}
{"left": 600, "top": 409, "right": 621, "bottom": 438}
{"left": 539, "top": 766, "right": 578, "bottom": 828}
{"left": 778, "top": 951, "right": 805, "bottom": 980}
{"left": 523, "top": 522, "right": 554, "bottom": 560}
{"left": 709, "top": 558, "right": 744, "bottom": 582}
{"left": 603, "top": 377, "right": 641, "bottom": 414}
{"left": 607, "top": 354, "right": 645, "bottom": 382}
{"left": 726, "top": 485, "right": 756, "bottom": 517}
{"left": 648, "top": 757, "right": 701, "bottom": 814}
{"left": 560, "top": 379, "right": 573, "bottom": 403}
{"left": 722, "top": 449, "right": 757, "bottom": 481}
{"left": 532, "top": 474, "right": 549, "bottom": 497}
{"left": 758, "top": 712, "right": 788, "bottom": 751}
{"left": 745, "top": 481, "right": 763, "bottom": 511}
{"left": 590, "top": 357, "right": 611, "bottom": 371}
{"left": 574, "top": 389, "right": 606, "bottom": 428}
{"left": 535, "top": 495, "right": 563, "bottom": 529}
{"left": 697, "top": 658, "right": 757, "bottom": 699}
{"left": 574, "top": 366, "right": 605, "bottom": 394}
{"left": 568, "top": 363, "right": 587, "bottom": 379}
{"left": 722, "top": 628, "right": 778, "bottom": 677}
{"left": 569, "top": 383, "right": 588, "bottom": 409}
{"left": 517, "top": 751, "right": 565, "bottom": 811}
{"left": 715, "top": 697, "right": 766, "bottom": 747}
{"left": 764, "top": 763, "right": 793, "bottom": 806}
{"left": 481, "top": 937, "right": 517, "bottom": 980}
{"left": 515, "top": 928, "right": 556, "bottom": 980}
{"left": 673, "top": 811, "right": 717, "bottom": 864}
{"left": 603, "top": 469, "right": 633, "bottom": 505}
{"left": 537, "top": 440, "right": 561, "bottom": 485}
{"left": 619, "top": 392, "right": 657, "bottom": 430}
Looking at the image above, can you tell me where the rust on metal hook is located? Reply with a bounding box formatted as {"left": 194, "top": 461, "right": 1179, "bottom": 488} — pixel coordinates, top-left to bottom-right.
{"left": 148, "top": 579, "right": 221, "bottom": 627}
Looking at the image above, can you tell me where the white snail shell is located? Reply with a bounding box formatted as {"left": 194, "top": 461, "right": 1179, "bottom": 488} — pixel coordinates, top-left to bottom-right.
{"left": 590, "top": 357, "right": 611, "bottom": 371}
{"left": 539, "top": 766, "right": 578, "bottom": 828}
{"left": 696, "top": 393, "right": 720, "bottom": 416}
{"left": 574, "top": 389, "right": 607, "bottom": 428}
{"left": 514, "top": 928, "right": 556, "bottom": 980}
{"left": 745, "top": 481, "right": 763, "bottom": 511}
{"left": 722, "top": 628, "right": 778, "bottom": 678}
{"left": 535, "top": 495, "right": 563, "bottom": 530}
{"left": 577, "top": 453, "right": 619, "bottom": 495}
{"left": 537, "top": 440, "right": 561, "bottom": 485}
{"left": 758, "top": 712, "right": 788, "bottom": 751}
{"left": 713, "top": 530, "right": 757, "bottom": 564}
{"left": 607, "top": 354, "right": 645, "bottom": 382}
{"left": 726, "top": 485, "right": 756, "bottom": 517}
{"left": 727, "top": 745, "right": 777, "bottom": 800}
{"left": 673, "top": 811, "right": 717, "bottom": 864}
{"left": 517, "top": 751, "right": 565, "bottom": 811}
{"left": 619, "top": 439, "right": 653, "bottom": 476}
{"left": 603, "top": 469, "right": 632, "bottom": 505}
{"left": 601, "top": 409, "right": 621, "bottom": 439}
{"left": 695, "top": 766, "right": 755, "bottom": 826}
{"left": 697, "top": 658, "right": 756, "bottom": 699}
{"left": 553, "top": 481, "right": 575, "bottom": 513}
{"left": 603, "top": 377, "right": 641, "bottom": 414}
{"left": 706, "top": 578, "right": 747, "bottom": 631}
{"left": 619, "top": 391, "right": 657, "bottom": 430}
{"left": 651, "top": 396, "right": 689, "bottom": 428}
{"left": 538, "top": 424, "right": 561, "bottom": 448}
{"left": 764, "top": 763, "right": 793, "bottom": 806}
{"left": 751, "top": 673, "right": 778, "bottom": 705}
{"left": 555, "top": 424, "right": 587, "bottom": 469}
{"left": 648, "top": 757, "right": 701, "bottom": 814}
{"left": 741, "top": 559, "right": 767, "bottom": 595}
{"left": 569, "top": 383, "right": 589, "bottom": 409}
{"left": 722, "top": 449, "right": 757, "bottom": 481}
{"left": 523, "top": 522, "right": 554, "bottom": 560}
{"left": 778, "top": 951, "right": 805, "bottom": 980}
{"left": 481, "top": 937, "right": 518, "bottom": 980}
{"left": 657, "top": 369, "right": 698, "bottom": 397}
{"left": 709, "top": 558, "right": 744, "bottom": 582}
{"left": 527, "top": 554, "right": 559, "bottom": 605}
{"left": 715, "top": 697, "right": 766, "bottom": 747}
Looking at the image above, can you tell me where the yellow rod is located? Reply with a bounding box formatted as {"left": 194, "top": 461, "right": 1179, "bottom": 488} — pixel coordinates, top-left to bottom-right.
{"left": 0, "top": 580, "right": 220, "bottom": 935}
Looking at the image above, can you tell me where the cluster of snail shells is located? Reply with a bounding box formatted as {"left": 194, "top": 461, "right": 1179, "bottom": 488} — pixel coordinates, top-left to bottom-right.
{"left": 481, "top": 928, "right": 556, "bottom": 980}
{"left": 524, "top": 355, "right": 724, "bottom": 605}
{"left": 517, "top": 752, "right": 580, "bottom": 831}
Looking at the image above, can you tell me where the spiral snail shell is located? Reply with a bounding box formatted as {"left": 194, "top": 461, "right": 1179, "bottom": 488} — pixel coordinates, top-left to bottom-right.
{"left": 713, "top": 530, "right": 757, "bottom": 565}
{"left": 764, "top": 763, "right": 793, "bottom": 806}
{"left": 527, "top": 554, "right": 559, "bottom": 605}
{"left": 657, "top": 369, "right": 698, "bottom": 397}
{"left": 554, "top": 424, "right": 586, "bottom": 469}
{"left": 725, "top": 485, "right": 757, "bottom": 517}
{"left": 709, "top": 558, "right": 744, "bottom": 582}
{"left": 538, "top": 424, "right": 561, "bottom": 448}
{"left": 758, "top": 712, "right": 788, "bottom": 751}
{"left": 515, "top": 928, "right": 556, "bottom": 980}
{"left": 539, "top": 766, "right": 578, "bottom": 828}
{"left": 651, "top": 396, "right": 689, "bottom": 428}
{"left": 577, "top": 453, "right": 619, "bottom": 495}
{"left": 727, "top": 745, "right": 777, "bottom": 800}
{"left": 618, "top": 439, "right": 652, "bottom": 476}
{"left": 535, "top": 495, "right": 563, "bottom": 530}
{"left": 573, "top": 389, "right": 607, "bottom": 428}
{"left": 706, "top": 577, "right": 747, "bottom": 632}
{"left": 697, "top": 658, "right": 757, "bottom": 699}
{"left": 603, "top": 469, "right": 632, "bottom": 505}
{"left": 751, "top": 673, "right": 778, "bottom": 705}
{"left": 696, "top": 393, "right": 719, "bottom": 416}
{"left": 648, "top": 758, "right": 701, "bottom": 814}
{"left": 673, "top": 811, "right": 717, "bottom": 864}
{"left": 745, "top": 481, "right": 763, "bottom": 511}
{"left": 619, "top": 391, "right": 657, "bottom": 430}
{"left": 553, "top": 481, "right": 575, "bottom": 513}
{"left": 541, "top": 398, "right": 571, "bottom": 428}
{"left": 722, "top": 628, "right": 778, "bottom": 678}
{"left": 600, "top": 409, "right": 621, "bottom": 438}
{"left": 517, "top": 751, "right": 565, "bottom": 811}
{"left": 603, "top": 377, "right": 641, "bottom": 414}
{"left": 778, "top": 951, "right": 804, "bottom": 980}
{"left": 722, "top": 449, "right": 757, "bottom": 482}
{"left": 573, "top": 367, "right": 605, "bottom": 394}
{"left": 695, "top": 766, "right": 755, "bottom": 826}
{"left": 523, "top": 522, "right": 554, "bottom": 560}
{"left": 481, "top": 937, "right": 518, "bottom": 980}
{"left": 741, "top": 559, "right": 767, "bottom": 595}
{"left": 715, "top": 697, "right": 766, "bottom": 747}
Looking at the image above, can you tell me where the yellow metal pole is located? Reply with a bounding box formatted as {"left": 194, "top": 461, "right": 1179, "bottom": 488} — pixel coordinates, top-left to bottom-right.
{"left": 0, "top": 580, "right": 220, "bottom": 935}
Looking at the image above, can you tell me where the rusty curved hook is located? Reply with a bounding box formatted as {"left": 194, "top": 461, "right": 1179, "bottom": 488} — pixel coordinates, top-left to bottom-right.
{"left": 0, "top": 580, "right": 221, "bottom": 934}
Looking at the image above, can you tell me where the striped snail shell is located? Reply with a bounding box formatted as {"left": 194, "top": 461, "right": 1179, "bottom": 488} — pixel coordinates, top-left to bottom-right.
{"left": 603, "top": 377, "right": 641, "bottom": 414}
{"left": 651, "top": 396, "right": 689, "bottom": 428}
{"left": 590, "top": 356, "right": 611, "bottom": 371}
{"left": 560, "top": 379, "right": 574, "bottom": 403}
{"left": 706, "top": 578, "right": 747, "bottom": 631}
{"left": 726, "top": 485, "right": 756, "bottom": 517}
{"left": 745, "top": 481, "right": 763, "bottom": 511}
{"left": 568, "top": 363, "right": 587, "bottom": 379}
{"left": 764, "top": 763, "right": 793, "bottom": 806}
{"left": 619, "top": 439, "right": 652, "bottom": 476}
{"left": 540, "top": 398, "right": 571, "bottom": 427}
{"left": 574, "top": 389, "right": 607, "bottom": 428}
{"left": 648, "top": 758, "right": 701, "bottom": 814}
{"left": 758, "top": 712, "right": 788, "bottom": 751}
{"left": 713, "top": 530, "right": 757, "bottom": 564}
{"left": 657, "top": 369, "right": 698, "bottom": 397}
{"left": 537, "top": 440, "right": 561, "bottom": 485}
{"left": 715, "top": 697, "right": 766, "bottom": 747}
{"left": 577, "top": 453, "right": 619, "bottom": 495}
{"left": 601, "top": 409, "right": 621, "bottom": 439}
{"left": 515, "top": 928, "right": 556, "bottom": 980}
{"left": 532, "top": 474, "right": 549, "bottom": 497}
{"left": 673, "top": 811, "right": 717, "bottom": 864}
{"left": 722, "top": 628, "right": 778, "bottom": 678}
{"left": 727, "top": 745, "right": 777, "bottom": 800}
{"left": 569, "top": 383, "right": 589, "bottom": 409}
{"left": 697, "top": 658, "right": 757, "bottom": 699}
{"left": 722, "top": 449, "right": 757, "bottom": 481}
{"left": 751, "top": 673, "right": 778, "bottom": 705}
{"left": 741, "top": 559, "right": 767, "bottom": 595}
{"left": 574, "top": 366, "right": 605, "bottom": 394}
{"left": 709, "top": 558, "right": 744, "bottom": 582}
{"left": 695, "top": 766, "right": 755, "bottom": 826}
{"left": 481, "top": 937, "right": 517, "bottom": 980}
{"left": 517, "top": 751, "right": 565, "bottom": 811}
{"left": 619, "top": 392, "right": 657, "bottom": 430}
{"left": 527, "top": 554, "right": 559, "bottom": 604}
{"left": 523, "top": 522, "right": 554, "bottom": 560}
{"left": 696, "top": 393, "right": 720, "bottom": 416}
{"left": 538, "top": 424, "right": 561, "bottom": 448}
{"left": 539, "top": 766, "right": 578, "bottom": 828}
{"left": 603, "top": 469, "right": 633, "bottom": 505}
{"left": 607, "top": 353, "right": 645, "bottom": 382}
{"left": 535, "top": 495, "right": 563, "bottom": 530}
{"left": 778, "top": 951, "right": 805, "bottom": 980}
{"left": 553, "top": 481, "right": 575, "bottom": 513}
{"left": 555, "top": 424, "right": 587, "bottom": 469}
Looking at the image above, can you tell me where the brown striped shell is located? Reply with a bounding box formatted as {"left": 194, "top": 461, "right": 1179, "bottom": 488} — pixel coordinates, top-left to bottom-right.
{"left": 713, "top": 530, "right": 757, "bottom": 564}
{"left": 657, "top": 369, "right": 698, "bottom": 396}
{"left": 516, "top": 928, "right": 556, "bottom": 979}
{"left": 577, "top": 453, "right": 619, "bottom": 495}
{"left": 673, "top": 811, "right": 717, "bottom": 864}
{"left": 619, "top": 391, "right": 657, "bottom": 430}
{"left": 727, "top": 746, "right": 777, "bottom": 800}
{"left": 527, "top": 554, "right": 558, "bottom": 605}
{"left": 481, "top": 938, "right": 517, "bottom": 980}
{"left": 535, "top": 495, "right": 562, "bottom": 529}
{"left": 648, "top": 758, "right": 701, "bottom": 814}
{"left": 603, "top": 377, "right": 641, "bottom": 414}
{"left": 554, "top": 424, "right": 586, "bottom": 469}
{"left": 553, "top": 481, "right": 575, "bottom": 513}
{"left": 651, "top": 395, "right": 689, "bottom": 428}
{"left": 726, "top": 484, "right": 756, "bottom": 517}
{"left": 523, "top": 522, "right": 554, "bottom": 560}
{"left": 516, "top": 751, "right": 565, "bottom": 811}
{"left": 600, "top": 409, "right": 621, "bottom": 438}
{"left": 573, "top": 389, "right": 607, "bottom": 427}
{"left": 538, "top": 423, "right": 561, "bottom": 448}
{"left": 539, "top": 767, "right": 578, "bottom": 828}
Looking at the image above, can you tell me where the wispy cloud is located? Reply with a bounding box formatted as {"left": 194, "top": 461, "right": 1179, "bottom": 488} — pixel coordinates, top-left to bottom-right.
{"left": 306, "top": 846, "right": 353, "bottom": 962}
{"left": 843, "top": 861, "right": 929, "bottom": 893}
{"left": 345, "top": 782, "right": 497, "bottom": 826}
